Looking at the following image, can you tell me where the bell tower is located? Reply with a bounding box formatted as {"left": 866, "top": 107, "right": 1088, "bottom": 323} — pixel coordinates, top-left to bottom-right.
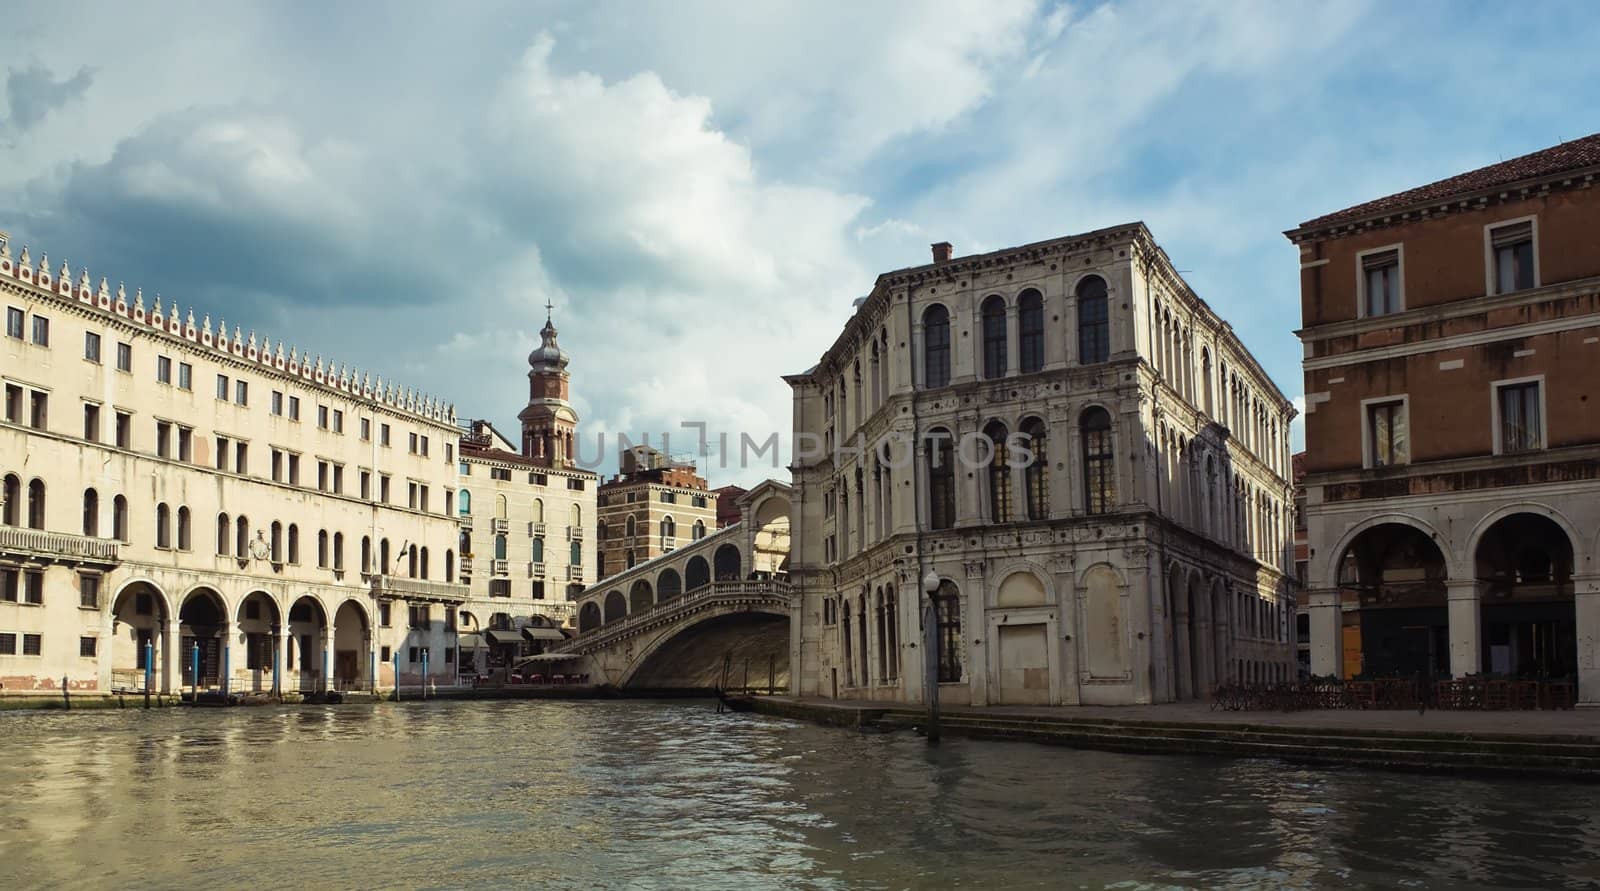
{"left": 517, "top": 302, "right": 579, "bottom": 467}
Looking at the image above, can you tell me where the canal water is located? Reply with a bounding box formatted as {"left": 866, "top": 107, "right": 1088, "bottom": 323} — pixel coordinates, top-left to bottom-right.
{"left": 2, "top": 700, "right": 1597, "bottom": 890}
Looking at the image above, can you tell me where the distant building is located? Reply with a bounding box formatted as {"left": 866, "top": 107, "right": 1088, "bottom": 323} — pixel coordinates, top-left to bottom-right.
{"left": 712, "top": 485, "right": 746, "bottom": 529}
{"left": 787, "top": 225, "right": 1297, "bottom": 707}
{"left": 1286, "top": 133, "right": 1600, "bottom": 701}
{"left": 1292, "top": 451, "right": 1310, "bottom": 677}
{"left": 595, "top": 446, "right": 718, "bottom": 580}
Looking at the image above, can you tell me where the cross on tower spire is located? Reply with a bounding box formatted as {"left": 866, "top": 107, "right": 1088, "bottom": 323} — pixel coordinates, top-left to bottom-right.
{"left": 545, "top": 298, "right": 553, "bottom": 325}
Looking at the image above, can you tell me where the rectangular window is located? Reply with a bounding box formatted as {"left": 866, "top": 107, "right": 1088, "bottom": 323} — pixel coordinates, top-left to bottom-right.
{"left": 333, "top": 409, "right": 343, "bottom": 434}
{"left": 317, "top": 405, "right": 329, "bottom": 430}
{"left": 157, "top": 355, "right": 172, "bottom": 384}
{"left": 532, "top": 581, "right": 546, "bottom": 600}
{"left": 1361, "top": 249, "right": 1401, "bottom": 316}
{"left": 420, "top": 435, "right": 429, "bottom": 457}
{"left": 116, "top": 342, "right": 132, "bottom": 372}
{"left": 360, "top": 417, "right": 371, "bottom": 441}
{"left": 272, "top": 448, "right": 284, "bottom": 482}
{"left": 0, "top": 632, "right": 14, "bottom": 654}
{"left": 288, "top": 395, "right": 300, "bottom": 420}
{"left": 378, "top": 602, "right": 391, "bottom": 627}
{"left": 29, "top": 390, "right": 47, "bottom": 430}
{"left": 178, "top": 362, "right": 192, "bottom": 391}
{"left": 1490, "top": 221, "right": 1536, "bottom": 295}
{"left": 0, "top": 568, "right": 15, "bottom": 602}
{"left": 409, "top": 647, "right": 420, "bottom": 664}
{"left": 1365, "top": 399, "right": 1407, "bottom": 467}
{"left": 156, "top": 420, "right": 172, "bottom": 458}
{"left": 408, "top": 481, "right": 418, "bottom": 509}
{"left": 216, "top": 435, "right": 230, "bottom": 471}
{"left": 84, "top": 331, "right": 101, "bottom": 363}
{"left": 444, "top": 647, "right": 455, "bottom": 665}
{"left": 460, "top": 461, "right": 471, "bottom": 476}
{"left": 5, "top": 306, "right": 22, "bottom": 338}
{"left": 445, "top": 443, "right": 453, "bottom": 463}
{"left": 235, "top": 441, "right": 248, "bottom": 475}
{"left": 360, "top": 470, "right": 371, "bottom": 500}
{"left": 31, "top": 315, "right": 49, "bottom": 346}
{"left": 380, "top": 474, "right": 391, "bottom": 503}
{"left": 80, "top": 636, "right": 97, "bottom": 658}
{"left": 216, "top": 374, "right": 229, "bottom": 400}
{"left": 25, "top": 570, "right": 43, "bottom": 604}
{"left": 271, "top": 391, "right": 284, "bottom": 416}
{"left": 23, "top": 633, "right": 42, "bottom": 656}
{"left": 333, "top": 464, "right": 344, "bottom": 495}
{"left": 80, "top": 573, "right": 101, "bottom": 608}
{"left": 83, "top": 403, "right": 100, "bottom": 441}
{"left": 380, "top": 645, "right": 391, "bottom": 663}
{"left": 115, "top": 411, "right": 131, "bottom": 449}
{"left": 3, "top": 383, "right": 18, "bottom": 423}
{"left": 380, "top": 423, "right": 391, "bottom": 446}
{"left": 318, "top": 460, "right": 329, "bottom": 492}
{"left": 445, "top": 608, "right": 457, "bottom": 632}
{"left": 288, "top": 453, "right": 301, "bottom": 485}
{"left": 408, "top": 432, "right": 418, "bottom": 454}
{"left": 567, "top": 478, "right": 584, "bottom": 491}
{"left": 409, "top": 604, "right": 431, "bottom": 629}
{"left": 179, "top": 426, "right": 193, "bottom": 462}
{"left": 235, "top": 380, "right": 248, "bottom": 406}
{"left": 419, "top": 486, "right": 429, "bottom": 512}
{"left": 1497, "top": 380, "right": 1543, "bottom": 453}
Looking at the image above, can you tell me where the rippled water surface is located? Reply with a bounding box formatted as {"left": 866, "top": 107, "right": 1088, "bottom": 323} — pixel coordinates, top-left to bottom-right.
{"left": 2, "top": 700, "right": 1598, "bottom": 889}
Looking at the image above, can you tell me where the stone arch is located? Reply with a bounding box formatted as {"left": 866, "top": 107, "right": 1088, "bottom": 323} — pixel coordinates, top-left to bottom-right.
{"left": 178, "top": 585, "right": 228, "bottom": 688}
{"left": 990, "top": 563, "right": 1051, "bottom": 607}
{"left": 629, "top": 578, "right": 654, "bottom": 612}
{"left": 657, "top": 567, "right": 683, "bottom": 602}
{"left": 1324, "top": 512, "right": 1457, "bottom": 585}
{"left": 713, "top": 543, "right": 741, "bottom": 581}
{"left": 603, "top": 590, "right": 626, "bottom": 623}
{"left": 333, "top": 600, "right": 370, "bottom": 690}
{"left": 110, "top": 579, "right": 172, "bottom": 692}
{"left": 686, "top": 555, "right": 710, "bottom": 592}
{"left": 287, "top": 594, "right": 330, "bottom": 691}
{"left": 1079, "top": 563, "right": 1126, "bottom": 679}
{"left": 615, "top": 603, "right": 790, "bottom": 688}
{"left": 1465, "top": 502, "right": 1583, "bottom": 570}
{"left": 579, "top": 602, "right": 602, "bottom": 633}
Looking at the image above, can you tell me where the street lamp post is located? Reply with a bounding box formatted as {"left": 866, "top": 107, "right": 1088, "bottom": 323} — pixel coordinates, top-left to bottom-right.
{"left": 922, "top": 568, "right": 941, "bottom": 744}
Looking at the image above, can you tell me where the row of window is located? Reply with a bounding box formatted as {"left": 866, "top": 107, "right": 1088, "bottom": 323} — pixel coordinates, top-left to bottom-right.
{"left": 1, "top": 566, "right": 103, "bottom": 611}
{"left": 472, "top": 532, "right": 583, "bottom": 566}
{"left": 1356, "top": 217, "right": 1536, "bottom": 319}
{"left": 1365, "top": 378, "right": 1544, "bottom": 468}
{"left": 826, "top": 585, "right": 905, "bottom": 687}
{"left": 599, "top": 489, "right": 704, "bottom": 506}
{"left": 597, "top": 516, "right": 709, "bottom": 541}
{"left": 922, "top": 275, "right": 1111, "bottom": 390}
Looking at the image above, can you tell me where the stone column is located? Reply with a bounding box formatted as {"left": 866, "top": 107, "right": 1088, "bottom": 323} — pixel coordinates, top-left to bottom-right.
{"left": 321, "top": 628, "right": 334, "bottom": 692}
{"left": 1575, "top": 574, "right": 1600, "bottom": 706}
{"left": 162, "top": 617, "right": 181, "bottom": 695}
{"left": 280, "top": 626, "right": 295, "bottom": 693}
{"left": 1446, "top": 580, "right": 1480, "bottom": 679}
{"left": 1004, "top": 304, "right": 1020, "bottom": 377}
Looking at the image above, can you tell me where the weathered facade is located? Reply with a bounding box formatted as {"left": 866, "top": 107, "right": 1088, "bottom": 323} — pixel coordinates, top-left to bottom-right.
{"left": 0, "top": 237, "right": 466, "bottom": 695}
{"left": 786, "top": 225, "right": 1296, "bottom": 707}
{"left": 595, "top": 445, "right": 718, "bottom": 579}
{"left": 1288, "top": 134, "right": 1600, "bottom": 701}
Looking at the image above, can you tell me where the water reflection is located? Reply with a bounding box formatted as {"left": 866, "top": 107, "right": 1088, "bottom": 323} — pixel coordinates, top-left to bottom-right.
{"left": 1, "top": 701, "right": 1598, "bottom": 889}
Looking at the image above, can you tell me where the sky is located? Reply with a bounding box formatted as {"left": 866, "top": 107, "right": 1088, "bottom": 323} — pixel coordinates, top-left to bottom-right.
{"left": 4, "top": 1, "right": 1598, "bottom": 485}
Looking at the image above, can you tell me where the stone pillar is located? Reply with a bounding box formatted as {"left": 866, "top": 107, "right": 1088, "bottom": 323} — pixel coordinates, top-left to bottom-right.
{"left": 1446, "top": 580, "right": 1480, "bottom": 679}
{"left": 1575, "top": 574, "right": 1600, "bottom": 706}
{"left": 280, "top": 626, "right": 295, "bottom": 693}
{"left": 162, "top": 617, "right": 181, "bottom": 695}
{"left": 1004, "top": 304, "right": 1020, "bottom": 377}
{"left": 321, "top": 628, "right": 333, "bottom": 692}
{"left": 1307, "top": 587, "right": 1341, "bottom": 678}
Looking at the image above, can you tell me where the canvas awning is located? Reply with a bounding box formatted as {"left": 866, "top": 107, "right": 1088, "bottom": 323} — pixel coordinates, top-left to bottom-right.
{"left": 484, "top": 629, "right": 522, "bottom": 646}
{"left": 520, "top": 652, "right": 584, "bottom": 661}
{"left": 457, "top": 633, "right": 488, "bottom": 649}
{"left": 522, "top": 625, "right": 567, "bottom": 642}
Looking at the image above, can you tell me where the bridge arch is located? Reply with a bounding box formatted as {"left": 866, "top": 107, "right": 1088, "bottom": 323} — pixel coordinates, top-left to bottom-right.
{"left": 629, "top": 579, "right": 654, "bottom": 612}
{"left": 714, "top": 543, "right": 741, "bottom": 581}
{"left": 658, "top": 568, "right": 683, "bottom": 602}
{"left": 615, "top": 603, "right": 790, "bottom": 689}
{"left": 579, "top": 602, "right": 601, "bottom": 632}
{"left": 686, "top": 556, "right": 710, "bottom": 591}
{"left": 603, "top": 591, "right": 626, "bottom": 623}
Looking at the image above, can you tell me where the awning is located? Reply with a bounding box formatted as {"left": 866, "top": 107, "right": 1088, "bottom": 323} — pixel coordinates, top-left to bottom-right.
{"left": 520, "top": 652, "right": 584, "bottom": 661}
{"left": 485, "top": 629, "right": 522, "bottom": 646}
{"left": 522, "top": 626, "right": 567, "bottom": 642}
{"left": 457, "top": 633, "right": 488, "bottom": 649}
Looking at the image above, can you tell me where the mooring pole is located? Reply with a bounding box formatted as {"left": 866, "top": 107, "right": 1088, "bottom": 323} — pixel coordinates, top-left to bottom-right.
{"left": 191, "top": 642, "right": 200, "bottom": 705}
{"left": 62, "top": 676, "right": 71, "bottom": 710}
{"left": 393, "top": 651, "right": 401, "bottom": 701}
{"left": 768, "top": 654, "right": 775, "bottom": 695}
{"left": 421, "top": 649, "right": 430, "bottom": 701}
{"left": 743, "top": 658, "right": 749, "bottom": 693}
{"left": 272, "top": 640, "right": 281, "bottom": 698}
{"left": 144, "top": 639, "right": 153, "bottom": 709}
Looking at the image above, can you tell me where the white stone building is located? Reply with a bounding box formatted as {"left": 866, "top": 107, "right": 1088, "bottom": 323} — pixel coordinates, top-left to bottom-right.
{"left": 785, "top": 225, "right": 1296, "bottom": 707}
{"left": 0, "top": 238, "right": 467, "bottom": 696}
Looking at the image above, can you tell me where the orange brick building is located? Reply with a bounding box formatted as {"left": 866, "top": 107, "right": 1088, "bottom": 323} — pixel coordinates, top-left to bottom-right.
{"left": 1287, "top": 134, "right": 1600, "bottom": 700}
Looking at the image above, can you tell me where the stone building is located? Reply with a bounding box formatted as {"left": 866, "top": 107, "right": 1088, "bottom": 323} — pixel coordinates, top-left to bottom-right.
{"left": 595, "top": 445, "right": 717, "bottom": 580}
{"left": 1288, "top": 134, "right": 1600, "bottom": 701}
{"left": 785, "top": 224, "right": 1297, "bottom": 707}
{"left": 0, "top": 236, "right": 466, "bottom": 696}
{"left": 453, "top": 313, "right": 597, "bottom": 676}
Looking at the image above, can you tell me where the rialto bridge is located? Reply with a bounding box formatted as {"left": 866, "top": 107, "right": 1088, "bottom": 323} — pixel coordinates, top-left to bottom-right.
{"left": 552, "top": 481, "right": 792, "bottom": 689}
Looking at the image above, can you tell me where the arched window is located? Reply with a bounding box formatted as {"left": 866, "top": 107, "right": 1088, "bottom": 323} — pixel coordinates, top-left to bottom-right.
{"left": 531, "top": 537, "right": 544, "bottom": 563}
{"left": 318, "top": 530, "right": 330, "bottom": 568}
{"left": 380, "top": 538, "right": 391, "bottom": 574}
{"left": 926, "top": 428, "right": 956, "bottom": 530}
{"left": 626, "top": 549, "right": 636, "bottom": 569}
{"left": 177, "top": 506, "right": 191, "bottom": 551}
{"left": 217, "top": 512, "right": 231, "bottom": 555}
{"left": 82, "top": 488, "right": 99, "bottom": 536}
{"left": 288, "top": 524, "right": 300, "bottom": 564}
{"left": 597, "top": 520, "right": 607, "bottom": 542}
{"left": 408, "top": 544, "right": 419, "bottom": 577}
{"left": 495, "top": 494, "right": 508, "bottom": 520}
{"left": 660, "top": 516, "right": 675, "bottom": 546}
{"left": 458, "top": 489, "right": 471, "bottom": 515}
{"left": 114, "top": 496, "right": 129, "bottom": 543}
{"left": 1201, "top": 347, "right": 1214, "bottom": 415}
{"left": 236, "top": 515, "right": 249, "bottom": 558}
{"left": 26, "top": 479, "right": 45, "bottom": 529}
{"left": 570, "top": 540, "right": 582, "bottom": 566}
{"left": 362, "top": 536, "right": 372, "bottom": 574}
{"left": 270, "top": 520, "right": 283, "bottom": 563}
{"left": 922, "top": 304, "right": 950, "bottom": 389}
{"left": 625, "top": 515, "right": 637, "bottom": 538}
{"left": 984, "top": 421, "right": 1011, "bottom": 522}
{"left": 494, "top": 534, "right": 507, "bottom": 560}
{"left": 1018, "top": 289, "right": 1044, "bottom": 373}
{"left": 533, "top": 498, "right": 544, "bottom": 524}
{"left": 1021, "top": 416, "right": 1048, "bottom": 521}
{"left": 445, "top": 549, "right": 454, "bottom": 583}
{"left": 0, "top": 475, "right": 18, "bottom": 525}
{"left": 1077, "top": 275, "right": 1109, "bottom": 364}
{"left": 981, "top": 295, "right": 1007, "bottom": 379}
{"left": 570, "top": 503, "right": 581, "bottom": 528}
{"left": 156, "top": 503, "right": 171, "bottom": 548}
{"left": 333, "top": 532, "right": 345, "bottom": 571}
{"left": 875, "top": 587, "right": 887, "bottom": 681}
{"left": 693, "top": 519, "right": 706, "bottom": 540}
{"left": 935, "top": 579, "right": 963, "bottom": 683}
{"left": 870, "top": 339, "right": 882, "bottom": 407}
{"left": 1082, "top": 406, "right": 1115, "bottom": 515}
{"left": 420, "top": 546, "right": 429, "bottom": 579}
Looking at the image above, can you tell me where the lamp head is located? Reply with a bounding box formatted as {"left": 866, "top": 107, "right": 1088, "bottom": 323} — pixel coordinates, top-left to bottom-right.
{"left": 921, "top": 568, "right": 940, "bottom": 597}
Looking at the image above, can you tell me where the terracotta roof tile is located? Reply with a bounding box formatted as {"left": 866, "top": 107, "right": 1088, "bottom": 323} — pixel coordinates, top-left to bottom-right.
{"left": 1296, "top": 132, "right": 1600, "bottom": 230}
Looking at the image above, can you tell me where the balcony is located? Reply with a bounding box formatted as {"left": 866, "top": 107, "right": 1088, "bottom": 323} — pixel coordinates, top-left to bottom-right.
{"left": 529, "top": 561, "right": 546, "bottom": 579}
{"left": 458, "top": 513, "right": 474, "bottom": 530}
{"left": 369, "top": 575, "right": 469, "bottom": 605}
{"left": 491, "top": 518, "right": 509, "bottom": 534}
{"left": 530, "top": 521, "right": 546, "bottom": 537}
{"left": 459, "top": 556, "right": 475, "bottom": 576}
{"left": 0, "top": 526, "right": 120, "bottom": 566}
{"left": 566, "top": 565, "right": 579, "bottom": 582}
{"left": 567, "top": 526, "right": 583, "bottom": 542}
{"left": 491, "top": 559, "right": 509, "bottom": 576}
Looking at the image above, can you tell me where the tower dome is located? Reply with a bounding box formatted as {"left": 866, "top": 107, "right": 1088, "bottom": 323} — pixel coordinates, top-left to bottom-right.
{"left": 528, "top": 313, "right": 569, "bottom": 370}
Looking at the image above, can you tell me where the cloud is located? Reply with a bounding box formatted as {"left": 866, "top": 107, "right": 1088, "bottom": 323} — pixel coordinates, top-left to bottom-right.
{"left": 2, "top": 65, "right": 93, "bottom": 132}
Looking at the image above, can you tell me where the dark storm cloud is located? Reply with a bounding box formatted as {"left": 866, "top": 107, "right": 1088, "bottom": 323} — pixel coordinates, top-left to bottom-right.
{"left": 2, "top": 65, "right": 93, "bottom": 132}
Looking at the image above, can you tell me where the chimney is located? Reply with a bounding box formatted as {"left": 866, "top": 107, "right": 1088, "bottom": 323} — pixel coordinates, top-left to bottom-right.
{"left": 931, "top": 241, "right": 953, "bottom": 264}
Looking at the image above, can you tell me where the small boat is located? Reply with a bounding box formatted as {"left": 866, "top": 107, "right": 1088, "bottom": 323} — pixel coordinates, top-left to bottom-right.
{"left": 718, "top": 691, "right": 756, "bottom": 713}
